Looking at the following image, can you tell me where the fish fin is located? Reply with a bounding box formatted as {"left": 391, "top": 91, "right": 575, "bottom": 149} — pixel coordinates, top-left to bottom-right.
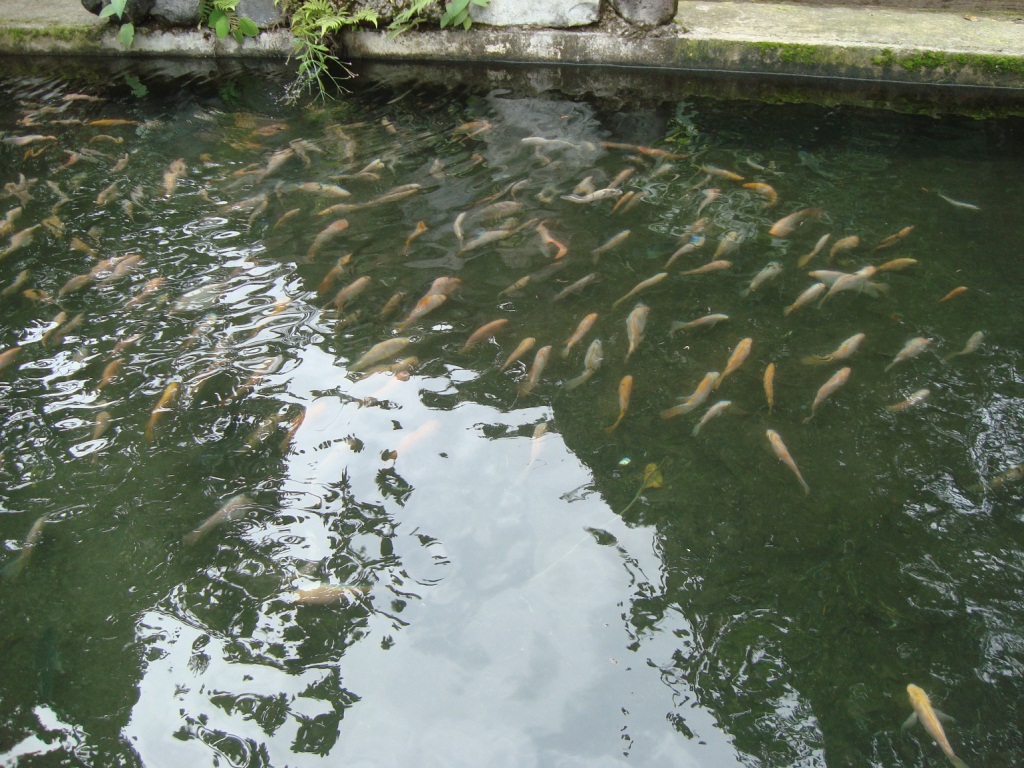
{"left": 933, "top": 709, "right": 955, "bottom": 724}
{"left": 948, "top": 756, "right": 969, "bottom": 768}
{"left": 901, "top": 711, "right": 918, "bottom": 731}
{"left": 739, "top": 288, "right": 750, "bottom": 298}
{"left": 182, "top": 530, "right": 202, "bottom": 547}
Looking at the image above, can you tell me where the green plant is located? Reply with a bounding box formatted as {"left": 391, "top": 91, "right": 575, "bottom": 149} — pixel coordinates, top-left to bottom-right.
{"left": 199, "top": 0, "right": 261, "bottom": 43}
{"left": 439, "top": 0, "right": 487, "bottom": 30}
{"left": 387, "top": 0, "right": 435, "bottom": 38}
{"left": 276, "top": 0, "right": 378, "bottom": 99}
{"left": 98, "top": 0, "right": 135, "bottom": 48}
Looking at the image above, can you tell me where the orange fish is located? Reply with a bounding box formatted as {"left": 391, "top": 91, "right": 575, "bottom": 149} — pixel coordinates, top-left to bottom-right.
{"left": 461, "top": 319, "right": 509, "bottom": 352}
{"left": 938, "top": 286, "right": 968, "bottom": 303}
{"left": 604, "top": 375, "right": 633, "bottom": 433}
{"left": 561, "top": 313, "right": 599, "bottom": 358}
{"left": 764, "top": 362, "right": 776, "bottom": 415}
{"left": 768, "top": 207, "right": 823, "bottom": 238}
{"left": 500, "top": 337, "right": 536, "bottom": 372}
{"left": 767, "top": 429, "right": 810, "bottom": 495}
{"left": 395, "top": 294, "right": 446, "bottom": 331}
{"left": 517, "top": 345, "right": 552, "bottom": 397}
{"left": 145, "top": 381, "right": 180, "bottom": 443}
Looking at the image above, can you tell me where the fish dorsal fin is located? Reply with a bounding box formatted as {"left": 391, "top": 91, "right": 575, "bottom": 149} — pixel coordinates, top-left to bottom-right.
{"left": 901, "top": 711, "right": 918, "bottom": 730}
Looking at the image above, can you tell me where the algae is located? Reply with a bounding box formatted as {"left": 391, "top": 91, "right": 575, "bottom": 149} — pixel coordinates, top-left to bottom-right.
{"left": 873, "top": 47, "right": 1024, "bottom": 78}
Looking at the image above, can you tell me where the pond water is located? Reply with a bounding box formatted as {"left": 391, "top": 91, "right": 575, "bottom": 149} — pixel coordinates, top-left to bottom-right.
{"left": 0, "top": 58, "right": 1022, "bottom": 768}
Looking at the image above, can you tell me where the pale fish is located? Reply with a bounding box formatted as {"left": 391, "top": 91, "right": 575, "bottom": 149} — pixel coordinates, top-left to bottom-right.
{"left": 695, "top": 188, "right": 719, "bottom": 217}
{"left": 425, "top": 276, "right": 462, "bottom": 298}
{"left": 377, "top": 291, "right": 407, "bottom": 321}
{"left": 536, "top": 221, "right": 569, "bottom": 260}
{"left": 937, "top": 193, "right": 980, "bottom": 211}
{"left": 0, "top": 224, "right": 40, "bottom": 261}
{"left": 461, "top": 319, "right": 510, "bottom": 352}
{"left": 0, "top": 346, "right": 21, "bottom": 374}
{"left": 1, "top": 512, "right": 50, "bottom": 580}
{"left": 876, "top": 257, "right": 918, "bottom": 273}
{"left": 307, "top": 218, "right": 349, "bottom": 260}
{"left": 699, "top": 164, "right": 744, "bottom": 181}
{"left": 741, "top": 182, "right": 777, "bottom": 206}
{"left": 92, "top": 410, "right": 111, "bottom": 440}
{"left": 518, "top": 345, "right": 552, "bottom": 397}
{"left": 163, "top": 157, "right": 186, "bottom": 197}
{"left": 797, "top": 233, "right": 831, "bottom": 268}
{"left": 318, "top": 184, "right": 422, "bottom": 216}
{"left": 553, "top": 273, "right": 600, "bottom": 302}
{"left": 183, "top": 493, "right": 254, "bottom": 546}
{"left": 394, "top": 294, "right": 446, "bottom": 331}
{"left": 145, "top": 381, "right": 180, "bottom": 443}
{"left": 404, "top": 220, "right": 427, "bottom": 252}
{"left": 828, "top": 235, "right": 860, "bottom": 261}
{"left": 784, "top": 283, "right": 827, "bottom": 316}
{"left": 593, "top": 229, "right": 630, "bottom": 257}
{"left": 714, "top": 337, "right": 753, "bottom": 390}
{"left": 664, "top": 236, "right": 705, "bottom": 269}
{"left": 807, "top": 269, "right": 847, "bottom": 286}
{"left": 0, "top": 268, "right": 31, "bottom": 298}
{"left": 625, "top": 303, "right": 649, "bottom": 362}
{"left": 613, "top": 273, "right": 667, "bottom": 310}
{"left": 885, "top": 388, "right": 931, "bottom": 412}
{"left": 903, "top": 684, "right": 969, "bottom": 768}
{"left": 885, "top": 337, "right": 932, "bottom": 372}
{"left": 564, "top": 339, "right": 604, "bottom": 390}
{"left": 692, "top": 400, "right": 732, "bottom": 436}
{"left": 604, "top": 375, "right": 634, "bottom": 433}
{"left": 764, "top": 363, "right": 776, "bottom": 415}
{"left": 349, "top": 337, "right": 412, "bottom": 372}
{"left": 714, "top": 231, "right": 742, "bottom": 259}
{"left": 679, "top": 260, "right": 731, "bottom": 277}
{"left": 767, "top": 429, "right": 810, "bottom": 495}
{"left": 660, "top": 371, "right": 719, "bottom": 419}
{"left": 560, "top": 188, "right": 623, "bottom": 204}
{"left": 740, "top": 262, "right": 783, "bottom": 297}
{"left": 801, "top": 332, "right": 866, "bottom": 365}
{"left": 669, "top": 313, "right": 729, "bottom": 336}
{"left": 768, "top": 207, "right": 823, "bottom": 237}
{"left": 330, "top": 276, "right": 371, "bottom": 311}
{"left": 317, "top": 253, "right": 354, "bottom": 296}
{"left": 291, "top": 584, "right": 368, "bottom": 606}
{"left": 98, "top": 358, "right": 123, "bottom": 391}
{"left": 945, "top": 331, "right": 984, "bottom": 361}
{"left": 938, "top": 286, "right": 968, "bottom": 303}
{"left": 874, "top": 225, "right": 914, "bottom": 251}
{"left": 802, "top": 366, "right": 851, "bottom": 423}
{"left": 561, "top": 313, "right": 599, "bottom": 358}
{"left": 500, "top": 337, "right": 536, "bottom": 372}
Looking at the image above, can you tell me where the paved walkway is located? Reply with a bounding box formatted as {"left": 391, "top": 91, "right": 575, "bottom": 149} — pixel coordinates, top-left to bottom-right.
{"left": 0, "top": 0, "right": 1021, "bottom": 89}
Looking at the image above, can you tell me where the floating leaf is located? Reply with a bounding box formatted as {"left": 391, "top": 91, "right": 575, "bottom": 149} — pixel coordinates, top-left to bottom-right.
{"left": 642, "top": 463, "right": 663, "bottom": 489}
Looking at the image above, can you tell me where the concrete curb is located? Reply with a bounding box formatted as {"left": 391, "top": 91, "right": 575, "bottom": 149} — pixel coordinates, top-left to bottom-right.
{"left": 0, "top": 1, "right": 1021, "bottom": 89}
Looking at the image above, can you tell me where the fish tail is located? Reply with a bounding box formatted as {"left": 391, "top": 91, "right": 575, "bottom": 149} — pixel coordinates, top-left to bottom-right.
{"left": 1, "top": 552, "right": 28, "bottom": 581}
{"left": 947, "top": 754, "right": 969, "bottom": 768}
{"left": 739, "top": 288, "right": 750, "bottom": 298}
{"left": 182, "top": 530, "right": 203, "bottom": 547}
{"left": 802, "top": 414, "right": 814, "bottom": 425}
{"left": 691, "top": 423, "right": 702, "bottom": 437}
{"left": 800, "top": 477, "right": 811, "bottom": 495}
{"left": 604, "top": 414, "right": 624, "bottom": 434}
{"left": 800, "top": 355, "right": 825, "bottom": 366}
{"left": 884, "top": 362, "right": 895, "bottom": 373}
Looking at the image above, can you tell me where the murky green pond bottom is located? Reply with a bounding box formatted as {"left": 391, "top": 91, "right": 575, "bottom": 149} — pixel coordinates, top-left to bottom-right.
{"left": 0, "top": 57, "right": 1022, "bottom": 767}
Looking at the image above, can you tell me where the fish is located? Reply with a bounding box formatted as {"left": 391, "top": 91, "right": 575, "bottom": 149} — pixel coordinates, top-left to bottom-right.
{"left": 560, "top": 188, "right": 623, "bottom": 204}
{"left": 885, "top": 388, "right": 931, "bottom": 412}
{"left": 425, "top": 276, "right": 462, "bottom": 298}
{"left": 561, "top": 313, "right": 599, "bottom": 358}
{"left": 820, "top": 267, "right": 888, "bottom": 303}
{"left": 564, "top": 339, "right": 604, "bottom": 390}
{"left": 767, "top": 429, "right": 810, "bottom": 495}
{"left": 983, "top": 463, "right": 1024, "bottom": 491}
{"left": 242, "top": 413, "right": 287, "bottom": 452}
{"left": 624, "top": 303, "right": 649, "bottom": 361}
{"left": 88, "top": 118, "right": 138, "bottom": 127}
{"left": 1, "top": 513, "right": 50, "bottom": 581}
{"left": 613, "top": 273, "right": 667, "bottom": 309}
{"left": 0, "top": 268, "right": 31, "bottom": 298}
{"left": 768, "top": 207, "right": 823, "bottom": 238}
{"left": 695, "top": 188, "right": 719, "bottom": 217}
{"left": 394, "top": 293, "right": 446, "bottom": 331}
{"left": 457, "top": 226, "right": 518, "bottom": 255}
{"left": 714, "top": 231, "right": 742, "bottom": 260}
{"left": 828, "top": 235, "right": 860, "bottom": 261}
{"left": 678, "top": 260, "right": 731, "bottom": 277}
{"left": 803, "top": 367, "right": 852, "bottom": 423}
{"left": 664, "top": 236, "right": 706, "bottom": 269}
{"left": 43, "top": 312, "right": 84, "bottom": 348}
{"left": 903, "top": 684, "right": 969, "bottom": 768}
{"left": 290, "top": 584, "right": 367, "bottom": 605}
{"left": 317, "top": 254, "right": 354, "bottom": 296}
{"left": 4, "top": 134, "right": 56, "bottom": 147}
{"left": 349, "top": 337, "right": 412, "bottom": 372}
{"left": 183, "top": 493, "right": 254, "bottom": 546}
{"left": 807, "top": 269, "right": 847, "bottom": 286}
{"left": 876, "top": 257, "right": 918, "bottom": 273}
{"left": 318, "top": 184, "right": 422, "bottom": 216}
{"left": 378, "top": 291, "right": 407, "bottom": 321}
{"left": 700, "top": 164, "right": 744, "bottom": 182}
{"left": 0, "top": 224, "right": 40, "bottom": 261}
{"left": 461, "top": 319, "right": 509, "bottom": 352}
{"left": 358, "top": 356, "right": 419, "bottom": 379}
{"left": 937, "top": 193, "right": 980, "bottom": 211}
{"left": 91, "top": 410, "right": 112, "bottom": 440}
{"left": 669, "top": 313, "right": 729, "bottom": 336}
{"left": 524, "top": 422, "right": 549, "bottom": 473}
{"left": 945, "top": 331, "right": 984, "bottom": 361}
{"left": 69, "top": 236, "right": 97, "bottom": 259}
{"left": 714, "top": 337, "right": 753, "bottom": 390}
{"left": 404, "top": 220, "right": 428, "bottom": 252}
{"left": 938, "top": 286, "right": 968, "bottom": 303}
{"left": 741, "top": 262, "right": 783, "bottom": 297}
{"left": 98, "top": 358, "right": 123, "bottom": 391}
{"left": 742, "top": 182, "right": 777, "bottom": 206}
{"left": 0, "top": 206, "right": 23, "bottom": 238}
{"left": 163, "top": 158, "right": 186, "bottom": 197}
{"left": 518, "top": 345, "right": 552, "bottom": 397}
{"left": 500, "top": 337, "right": 536, "bottom": 372}
{"left": 692, "top": 400, "right": 732, "bottom": 437}
{"left": 801, "top": 333, "right": 866, "bottom": 365}
{"left": 764, "top": 363, "right": 776, "bottom": 415}
{"left": 610, "top": 190, "right": 635, "bottom": 214}
{"left": 784, "top": 283, "right": 827, "bottom": 316}
{"left": 885, "top": 337, "right": 932, "bottom": 372}
{"left": 307, "top": 218, "right": 349, "bottom": 260}
{"left": 660, "top": 371, "right": 719, "bottom": 419}
{"left": 874, "top": 225, "right": 914, "bottom": 251}
{"left": 289, "top": 182, "right": 350, "bottom": 198}
{"left": 593, "top": 229, "right": 630, "bottom": 257}
{"left": 536, "top": 221, "right": 569, "bottom": 260}
{"left": 552, "top": 273, "right": 600, "bottom": 302}
{"left": 330, "top": 276, "right": 371, "bottom": 311}
{"left": 145, "top": 381, "right": 180, "bottom": 442}
{"left": 604, "top": 375, "right": 634, "bottom": 433}
{"left": 124, "top": 277, "right": 165, "bottom": 308}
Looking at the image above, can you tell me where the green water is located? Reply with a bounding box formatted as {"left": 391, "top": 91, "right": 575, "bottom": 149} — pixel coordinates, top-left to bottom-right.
{"left": 0, "top": 58, "right": 1022, "bottom": 767}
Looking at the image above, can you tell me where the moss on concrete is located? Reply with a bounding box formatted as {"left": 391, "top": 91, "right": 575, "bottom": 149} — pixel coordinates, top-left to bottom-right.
{"left": 753, "top": 42, "right": 829, "bottom": 67}
{"left": 0, "top": 23, "right": 103, "bottom": 44}
{"left": 873, "top": 47, "right": 1024, "bottom": 78}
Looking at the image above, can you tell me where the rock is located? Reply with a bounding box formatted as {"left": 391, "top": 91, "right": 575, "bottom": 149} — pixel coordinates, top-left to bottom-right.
{"left": 613, "top": 0, "right": 676, "bottom": 26}
{"left": 237, "top": 0, "right": 286, "bottom": 27}
{"left": 150, "top": 0, "right": 200, "bottom": 25}
{"left": 473, "top": 0, "right": 598, "bottom": 28}
{"left": 81, "top": 0, "right": 155, "bottom": 25}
